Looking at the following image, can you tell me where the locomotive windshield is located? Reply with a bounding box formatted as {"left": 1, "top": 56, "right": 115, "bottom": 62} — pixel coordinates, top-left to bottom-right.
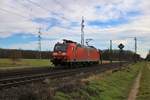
{"left": 54, "top": 44, "right": 67, "bottom": 52}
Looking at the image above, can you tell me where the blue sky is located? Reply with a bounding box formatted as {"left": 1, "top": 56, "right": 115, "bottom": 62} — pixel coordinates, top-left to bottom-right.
{"left": 0, "top": 0, "right": 150, "bottom": 58}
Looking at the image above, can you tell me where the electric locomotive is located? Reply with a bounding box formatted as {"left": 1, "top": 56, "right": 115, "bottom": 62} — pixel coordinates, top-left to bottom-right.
{"left": 52, "top": 39, "right": 100, "bottom": 67}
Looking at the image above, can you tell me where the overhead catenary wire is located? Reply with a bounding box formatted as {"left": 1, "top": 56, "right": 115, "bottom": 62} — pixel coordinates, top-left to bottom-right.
{"left": 0, "top": 0, "right": 77, "bottom": 36}
{"left": 5, "top": 1, "right": 37, "bottom": 19}
{"left": 0, "top": 7, "right": 30, "bottom": 20}
{"left": 54, "top": 0, "right": 74, "bottom": 12}
{"left": 0, "top": 5, "right": 38, "bottom": 32}
{"left": 26, "top": 0, "right": 70, "bottom": 21}
{"left": 1, "top": 0, "right": 71, "bottom": 23}
{"left": 27, "top": 0, "right": 51, "bottom": 12}
{"left": 17, "top": 1, "right": 37, "bottom": 18}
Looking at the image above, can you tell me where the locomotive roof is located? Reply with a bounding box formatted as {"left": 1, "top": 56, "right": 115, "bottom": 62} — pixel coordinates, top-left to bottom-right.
{"left": 62, "top": 39, "right": 97, "bottom": 49}
{"left": 63, "top": 39, "right": 76, "bottom": 43}
{"left": 88, "top": 46, "right": 96, "bottom": 48}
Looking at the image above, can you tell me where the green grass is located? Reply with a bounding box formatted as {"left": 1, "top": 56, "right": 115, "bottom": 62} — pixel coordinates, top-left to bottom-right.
{"left": 0, "top": 58, "right": 53, "bottom": 69}
{"left": 137, "top": 62, "right": 150, "bottom": 100}
{"left": 53, "top": 62, "right": 143, "bottom": 100}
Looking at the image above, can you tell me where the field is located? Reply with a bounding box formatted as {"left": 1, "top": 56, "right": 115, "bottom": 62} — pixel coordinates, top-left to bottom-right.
{"left": 53, "top": 62, "right": 143, "bottom": 100}
{"left": 137, "top": 62, "right": 150, "bottom": 100}
{"left": 1, "top": 62, "right": 150, "bottom": 100}
{"left": 0, "top": 58, "right": 115, "bottom": 70}
{"left": 0, "top": 58, "right": 52, "bottom": 70}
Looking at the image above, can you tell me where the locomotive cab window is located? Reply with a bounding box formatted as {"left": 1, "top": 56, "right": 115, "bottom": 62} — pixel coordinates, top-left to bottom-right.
{"left": 54, "top": 44, "right": 68, "bottom": 52}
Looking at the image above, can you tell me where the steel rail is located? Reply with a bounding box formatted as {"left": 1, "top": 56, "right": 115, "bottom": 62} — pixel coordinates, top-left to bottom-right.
{"left": 0, "top": 63, "right": 129, "bottom": 89}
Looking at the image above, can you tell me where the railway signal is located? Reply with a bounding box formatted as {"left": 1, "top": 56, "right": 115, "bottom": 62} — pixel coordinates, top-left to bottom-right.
{"left": 118, "top": 43, "right": 125, "bottom": 66}
{"left": 118, "top": 43, "right": 124, "bottom": 50}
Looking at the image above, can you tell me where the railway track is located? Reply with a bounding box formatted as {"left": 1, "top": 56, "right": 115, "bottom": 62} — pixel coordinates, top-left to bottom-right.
{"left": 0, "top": 63, "right": 129, "bottom": 89}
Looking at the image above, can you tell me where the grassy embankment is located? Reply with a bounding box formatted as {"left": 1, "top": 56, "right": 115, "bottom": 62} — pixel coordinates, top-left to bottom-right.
{"left": 137, "top": 62, "right": 150, "bottom": 100}
{"left": 0, "top": 58, "right": 113, "bottom": 70}
{"left": 53, "top": 62, "right": 143, "bottom": 100}
{"left": 0, "top": 58, "right": 52, "bottom": 69}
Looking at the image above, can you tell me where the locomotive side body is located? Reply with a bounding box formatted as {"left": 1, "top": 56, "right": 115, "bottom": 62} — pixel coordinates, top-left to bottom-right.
{"left": 75, "top": 46, "right": 100, "bottom": 63}
{"left": 52, "top": 39, "right": 100, "bottom": 67}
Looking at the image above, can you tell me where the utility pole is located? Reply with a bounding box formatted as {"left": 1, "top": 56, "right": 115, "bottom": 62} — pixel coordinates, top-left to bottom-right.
{"left": 134, "top": 37, "right": 137, "bottom": 62}
{"left": 110, "top": 40, "right": 112, "bottom": 63}
{"left": 81, "top": 16, "right": 84, "bottom": 46}
{"left": 128, "top": 37, "right": 137, "bottom": 62}
{"left": 134, "top": 37, "right": 137, "bottom": 54}
{"left": 38, "top": 27, "right": 42, "bottom": 59}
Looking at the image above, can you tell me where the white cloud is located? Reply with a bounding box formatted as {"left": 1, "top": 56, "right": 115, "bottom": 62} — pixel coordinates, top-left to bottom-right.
{"left": 0, "top": 0, "right": 150, "bottom": 58}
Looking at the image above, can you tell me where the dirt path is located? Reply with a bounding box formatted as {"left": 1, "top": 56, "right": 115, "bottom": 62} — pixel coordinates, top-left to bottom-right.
{"left": 128, "top": 71, "right": 142, "bottom": 100}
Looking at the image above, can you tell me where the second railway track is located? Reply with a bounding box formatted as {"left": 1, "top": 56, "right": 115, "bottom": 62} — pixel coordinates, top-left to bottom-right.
{"left": 0, "top": 63, "right": 129, "bottom": 89}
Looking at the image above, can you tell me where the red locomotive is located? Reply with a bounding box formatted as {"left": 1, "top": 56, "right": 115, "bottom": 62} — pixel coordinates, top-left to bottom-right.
{"left": 52, "top": 39, "right": 101, "bottom": 67}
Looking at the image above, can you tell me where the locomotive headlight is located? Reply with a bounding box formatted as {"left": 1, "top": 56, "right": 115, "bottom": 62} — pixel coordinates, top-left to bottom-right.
{"left": 53, "top": 52, "right": 58, "bottom": 56}
{"left": 62, "top": 52, "right": 66, "bottom": 56}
